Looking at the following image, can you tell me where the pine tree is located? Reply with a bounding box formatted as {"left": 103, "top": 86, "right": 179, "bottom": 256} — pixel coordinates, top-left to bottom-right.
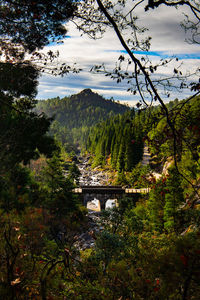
{"left": 111, "top": 140, "right": 119, "bottom": 169}
{"left": 41, "top": 152, "right": 78, "bottom": 217}
{"left": 148, "top": 179, "right": 166, "bottom": 232}
{"left": 164, "top": 166, "right": 184, "bottom": 232}
{"left": 68, "top": 162, "right": 81, "bottom": 185}
{"left": 117, "top": 138, "right": 126, "bottom": 172}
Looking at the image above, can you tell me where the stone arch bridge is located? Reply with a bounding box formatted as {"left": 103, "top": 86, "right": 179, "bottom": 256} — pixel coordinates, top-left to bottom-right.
{"left": 74, "top": 185, "right": 150, "bottom": 210}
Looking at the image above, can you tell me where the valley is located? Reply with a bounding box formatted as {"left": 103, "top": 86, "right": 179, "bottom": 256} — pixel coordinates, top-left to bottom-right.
{"left": 1, "top": 0, "right": 200, "bottom": 297}
{"left": 2, "top": 87, "right": 200, "bottom": 299}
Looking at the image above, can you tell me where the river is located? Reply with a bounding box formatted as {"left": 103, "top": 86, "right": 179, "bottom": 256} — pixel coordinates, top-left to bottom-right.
{"left": 77, "top": 156, "right": 112, "bottom": 186}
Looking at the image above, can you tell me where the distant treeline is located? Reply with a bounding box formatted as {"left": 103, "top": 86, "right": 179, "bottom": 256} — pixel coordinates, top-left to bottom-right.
{"left": 36, "top": 88, "right": 129, "bottom": 129}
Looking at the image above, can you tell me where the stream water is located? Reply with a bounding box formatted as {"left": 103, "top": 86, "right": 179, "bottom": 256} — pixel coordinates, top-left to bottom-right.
{"left": 78, "top": 156, "right": 111, "bottom": 186}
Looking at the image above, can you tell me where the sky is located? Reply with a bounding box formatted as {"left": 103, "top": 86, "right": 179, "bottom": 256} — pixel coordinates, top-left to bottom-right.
{"left": 37, "top": 1, "right": 200, "bottom": 107}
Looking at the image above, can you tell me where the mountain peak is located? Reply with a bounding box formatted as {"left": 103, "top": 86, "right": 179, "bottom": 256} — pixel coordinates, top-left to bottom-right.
{"left": 36, "top": 89, "right": 129, "bottom": 129}
{"left": 81, "top": 88, "right": 93, "bottom": 94}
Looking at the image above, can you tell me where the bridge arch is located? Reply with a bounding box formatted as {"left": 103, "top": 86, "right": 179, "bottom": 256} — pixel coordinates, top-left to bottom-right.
{"left": 105, "top": 199, "right": 118, "bottom": 210}
{"left": 87, "top": 198, "right": 101, "bottom": 211}
{"left": 74, "top": 185, "right": 149, "bottom": 210}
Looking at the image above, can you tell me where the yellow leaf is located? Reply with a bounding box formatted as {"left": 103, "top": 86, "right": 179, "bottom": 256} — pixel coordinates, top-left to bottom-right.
{"left": 11, "top": 278, "right": 21, "bottom": 285}
{"left": 13, "top": 227, "right": 20, "bottom": 231}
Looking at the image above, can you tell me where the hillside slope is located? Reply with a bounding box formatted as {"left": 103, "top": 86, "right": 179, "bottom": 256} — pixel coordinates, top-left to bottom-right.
{"left": 36, "top": 89, "right": 129, "bottom": 129}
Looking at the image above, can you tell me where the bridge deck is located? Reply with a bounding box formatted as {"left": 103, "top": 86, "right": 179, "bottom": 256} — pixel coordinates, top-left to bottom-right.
{"left": 80, "top": 185, "right": 122, "bottom": 189}
{"left": 74, "top": 186, "right": 150, "bottom": 194}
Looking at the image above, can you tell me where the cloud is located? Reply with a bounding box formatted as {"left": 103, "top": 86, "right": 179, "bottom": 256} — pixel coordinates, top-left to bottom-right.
{"left": 37, "top": 70, "right": 140, "bottom": 102}
{"left": 37, "top": 2, "right": 200, "bottom": 104}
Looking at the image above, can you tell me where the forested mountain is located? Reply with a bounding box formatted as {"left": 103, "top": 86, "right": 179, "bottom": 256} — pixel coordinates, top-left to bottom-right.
{"left": 36, "top": 89, "right": 129, "bottom": 129}
{"left": 35, "top": 89, "right": 129, "bottom": 152}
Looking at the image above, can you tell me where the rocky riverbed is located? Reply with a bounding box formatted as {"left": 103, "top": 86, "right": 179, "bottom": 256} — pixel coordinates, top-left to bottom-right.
{"left": 74, "top": 148, "right": 153, "bottom": 250}
{"left": 78, "top": 156, "right": 113, "bottom": 186}
{"left": 73, "top": 148, "right": 154, "bottom": 250}
{"left": 74, "top": 210, "right": 103, "bottom": 250}
{"left": 71, "top": 157, "right": 108, "bottom": 250}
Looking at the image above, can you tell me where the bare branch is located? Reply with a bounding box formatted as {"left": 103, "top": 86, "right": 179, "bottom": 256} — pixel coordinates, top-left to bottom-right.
{"left": 145, "top": 0, "right": 200, "bottom": 21}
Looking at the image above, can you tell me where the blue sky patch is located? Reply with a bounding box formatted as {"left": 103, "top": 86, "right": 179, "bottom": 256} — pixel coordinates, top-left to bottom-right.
{"left": 106, "top": 49, "right": 200, "bottom": 60}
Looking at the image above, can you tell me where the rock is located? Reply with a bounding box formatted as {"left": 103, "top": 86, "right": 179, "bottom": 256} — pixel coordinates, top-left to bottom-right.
{"left": 162, "top": 157, "right": 174, "bottom": 176}
{"left": 73, "top": 210, "right": 103, "bottom": 251}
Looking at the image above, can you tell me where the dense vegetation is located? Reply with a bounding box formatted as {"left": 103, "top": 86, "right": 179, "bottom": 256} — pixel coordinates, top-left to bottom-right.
{"left": 2, "top": 97, "right": 200, "bottom": 300}
{"left": 85, "top": 109, "right": 144, "bottom": 171}
{"left": 83, "top": 98, "right": 185, "bottom": 185}
{"left": 56, "top": 96, "right": 200, "bottom": 299}
{"left": 35, "top": 89, "right": 129, "bottom": 152}
{"left": 36, "top": 89, "right": 129, "bottom": 129}
{"left": 2, "top": 79, "right": 200, "bottom": 299}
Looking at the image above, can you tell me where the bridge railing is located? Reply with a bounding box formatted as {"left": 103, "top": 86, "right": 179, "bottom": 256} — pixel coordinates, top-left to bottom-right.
{"left": 73, "top": 186, "right": 151, "bottom": 194}
{"left": 125, "top": 188, "right": 151, "bottom": 194}
{"left": 74, "top": 188, "right": 82, "bottom": 193}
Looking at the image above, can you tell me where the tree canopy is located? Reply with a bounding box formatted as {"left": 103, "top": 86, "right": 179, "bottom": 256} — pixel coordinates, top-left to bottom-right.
{"left": 0, "top": 0, "right": 78, "bottom": 52}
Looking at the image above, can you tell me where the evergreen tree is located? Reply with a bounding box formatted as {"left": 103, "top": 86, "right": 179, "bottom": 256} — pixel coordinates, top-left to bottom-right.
{"left": 0, "top": 165, "right": 38, "bottom": 213}
{"left": 41, "top": 152, "right": 78, "bottom": 217}
{"left": 164, "top": 166, "right": 184, "bottom": 232}
{"left": 111, "top": 139, "right": 119, "bottom": 169}
{"left": 124, "top": 125, "right": 135, "bottom": 171}
{"left": 148, "top": 178, "right": 166, "bottom": 232}
{"left": 86, "top": 110, "right": 145, "bottom": 172}
{"left": 68, "top": 162, "right": 81, "bottom": 185}
{"left": 117, "top": 138, "right": 126, "bottom": 172}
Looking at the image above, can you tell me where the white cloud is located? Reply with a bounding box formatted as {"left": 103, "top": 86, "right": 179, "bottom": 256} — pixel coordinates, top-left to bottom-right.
{"left": 37, "top": 2, "right": 200, "bottom": 104}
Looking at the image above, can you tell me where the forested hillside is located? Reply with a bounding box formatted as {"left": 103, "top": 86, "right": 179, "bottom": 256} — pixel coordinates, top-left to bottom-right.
{"left": 35, "top": 89, "right": 129, "bottom": 151}
{"left": 84, "top": 96, "right": 200, "bottom": 187}
{"left": 85, "top": 109, "right": 144, "bottom": 171}
{"left": 36, "top": 89, "right": 129, "bottom": 128}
